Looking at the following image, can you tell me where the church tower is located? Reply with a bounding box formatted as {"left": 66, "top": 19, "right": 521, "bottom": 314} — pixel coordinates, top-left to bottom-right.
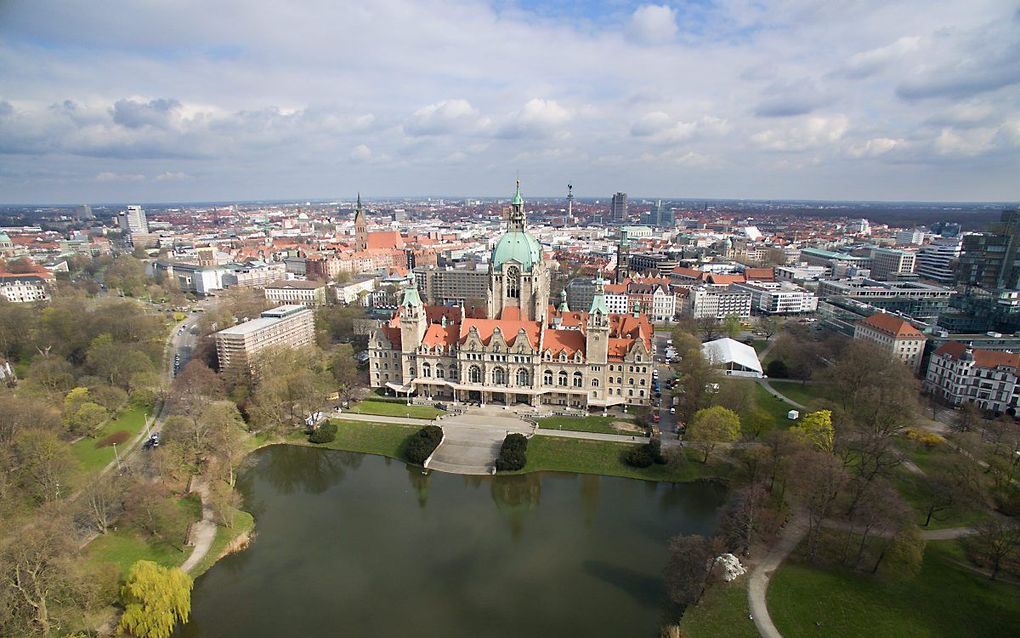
{"left": 354, "top": 193, "right": 368, "bottom": 252}
{"left": 398, "top": 277, "right": 427, "bottom": 381}
{"left": 585, "top": 275, "right": 610, "bottom": 365}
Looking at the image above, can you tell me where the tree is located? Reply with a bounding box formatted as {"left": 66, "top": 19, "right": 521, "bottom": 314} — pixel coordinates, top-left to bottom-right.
{"left": 742, "top": 406, "right": 777, "bottom": 439}
{"left": 122, "top": 483, "right": 189, "bottom": 551}
{"left": 722, "top": 315, "right": 742, "bottom": 339}
{"left": 765, "top": 359, "right": 788, "bottom": 378}
{"left": 248, "top": 347, "right": 333, "bottom": 432}
{"left": 717, "top": 482, "right": 771, "bottom": 556}
{"left": 790, "top": 410, "right": 834, "bottom": 453}
{"left": 119, "top": 560, "right": 193, "bottom": 638}
{"left": 687, "top": 406, "right": 741, "bottom": 463}
{"left": 672, "top": 343, "right": 719, "bottom": 424}
{"left": 80, "top": 472, "right": 124, "bottom": 535}
{"left": 953, "top": 401, "right": 982, "bottom": 433}
{"left": 790, "top": 450, "right": 849, "bottom": 562}
{"left": 67, "top": 401, "right": 109, "bottom": 437}
{"left": 330, "top": 344, "right": 361, "bottom": 400}
{"left": 104, "top": 255, "right": 147, "bottom": 297}
{"left": 10, "top": 429, "right": 78, "bottom": 503}
{"left": 758, "top": 315, "right": 780, "bottom": 340}
{"left": 664, "top": 534, "right": 720, "bottom": 609}
{"left": 696, "top": 317, "right": 722, "bottom": 341}
{"left": 712, "top": 379, "right": 756, "bottom": 419}
{"left": 970, "top": 520, "right": 1020, "bottom": 580}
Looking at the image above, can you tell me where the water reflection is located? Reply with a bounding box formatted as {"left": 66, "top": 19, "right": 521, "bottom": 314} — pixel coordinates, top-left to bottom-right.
{"left": 259, "top": 444, "right": 363, "bottom": 494}
{"left": 490, "top": 473, "right": 542, "bottom": 540}
{"left": 406, "top": 464, "right": 432, "bottom": 508}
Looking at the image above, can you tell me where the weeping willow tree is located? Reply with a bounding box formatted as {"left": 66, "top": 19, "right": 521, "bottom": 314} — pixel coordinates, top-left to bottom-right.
{"left": 118, "top": 560, "right": 192, "bottom": 638}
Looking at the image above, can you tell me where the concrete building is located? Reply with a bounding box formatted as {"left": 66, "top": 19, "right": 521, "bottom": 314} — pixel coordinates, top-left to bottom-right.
{"left": 221, "top": 261, "right": 287, "bottom": 288}
{"left": 853, "top": 312, "right": 926, "bottom": 374}
{"left": 335, "top": 277, "right": 377, "bottom": 305}
{"left": 611, "top": 192, "right": 628, "bottom": 223}
{"left": 627, "top": 252, "right": 680, "bottom": 276}
{"left": 925, "top": 342, "right": 1020, "bottom": 414}
{"left": 895, "top": 229, "right": 925, "bottom": 246}
{"left": 775, "top": 264, "right": 830, "bottom": 289}
{"left": 816, "top": 278, "right": 953, "bottom": 321}
{"left": 264, "top": 280, "right": 328, "bottom": 307}
{"left": 732, "top": 281, "right": 818, "bottom": 314}
{"left": 687, "top": 285, "right": 753, "bottom": 319}
{"left": 413, "top": 264, "right": 490, "bottom": 307}
{"left": 799, "top": 247, "right": 872, "bottom": 274}
{"left": 565, "top": 277, "right": 596, "bottom": 315}
{"left": 369, "top": 182, "right": 654, "bottom": 409}
{"left": 214, "top": 305, "right": 316, "bottom": 372}
{"left": 118, "top": 205, "right": 149, "bottom": 235}
{"left": 916, "top": 239, "right": 962, "bottom": 285}
{"left": 152, "top": 261, "right": 223, "bottom": 294}
{"left": 870, "top": 247, "right": 916, "bottom": 281}
{"left": 0, "top": 274, "right": 51, "bottom": 303}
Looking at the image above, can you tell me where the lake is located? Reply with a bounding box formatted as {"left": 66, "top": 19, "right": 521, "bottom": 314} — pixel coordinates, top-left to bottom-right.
{"left": 176, "top": 445, "right": 727, "bottom": 638}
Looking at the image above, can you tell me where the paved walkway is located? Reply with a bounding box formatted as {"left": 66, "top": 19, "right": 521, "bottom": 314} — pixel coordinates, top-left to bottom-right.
{"left": 756, "top": 378, "right": 805, "bottom": 410}
{"left": 180, "top": 477, "right": 216, "bottom": 574}
{"left": 748, "top": 514, "right": 808, "bottom": 638}
{"left": 426, "top": 413, "right": 533, "bottom": 475}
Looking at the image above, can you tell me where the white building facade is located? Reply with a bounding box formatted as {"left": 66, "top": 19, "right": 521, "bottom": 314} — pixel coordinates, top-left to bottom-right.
{"left": 925, "top": 342, "right": 1020, "bottom": 414}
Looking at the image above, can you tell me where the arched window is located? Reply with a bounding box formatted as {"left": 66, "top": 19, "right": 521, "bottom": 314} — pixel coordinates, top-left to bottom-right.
{"left": 544, "top": 370, "right": 553, "bottom": 385}
{"left": 506, "top": 266, "right": 520, "bottom": 299}
{"left": 558, "top": 371, "right": 568, "bottom": 386}
{"left": 436, "top": 366, "right": 445, "bottom": 379}
{"left": 469, "top": 365, "right": 481, "bottom": 384}
{"left": 591, "top": 378, "right": 599, "bottom": 387}
{"left": 449, "top": 365, "right": 458, "bottom": 381}
{"left": 517, "top": 368, "right": 530, "bottom": 386}
{"left": 573, "top": 372, "right": 583, "bottom": 388}
{"left": 493, "top": 367, "right": 506, "bottom": 385}
{"left": 628, "top": 389, "right": 633, "bottom": 397}
{"left": 422, "top": 363, "right": 431, "bottom": 378}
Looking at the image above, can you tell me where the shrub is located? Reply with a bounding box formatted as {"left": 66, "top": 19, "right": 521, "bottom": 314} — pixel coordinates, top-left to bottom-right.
{"left": 495, "top": 433, "right": 529, "bottom": 472}
{"left": 624, "top": 438, "right": 666, "bottom": 468}
{"left": 905, "top": 428, "right": 945, "bottom": 448}
{"left": 405, "top": 425, "right": 443, "bottom": 465}
{"left": 765, "top": 359, "right": 789, "bottom": 378}
{"left": 308, "top": 421, "right": 337, "bottom": 444}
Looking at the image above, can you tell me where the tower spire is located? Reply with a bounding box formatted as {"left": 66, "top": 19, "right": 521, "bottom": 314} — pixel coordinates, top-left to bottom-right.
{"left": 508, "top": 179, "right": 526, "bottom": 231}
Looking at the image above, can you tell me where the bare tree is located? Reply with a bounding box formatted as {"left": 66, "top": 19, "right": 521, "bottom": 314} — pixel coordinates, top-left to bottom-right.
{"left": 790, "top": 450, "right": 849, "bottom": 562}
{"left": 664, "top": 534, "right": 721, "bottom": 609}
{"left": 971, "top": 520, "right": 1020, "bottom": 580}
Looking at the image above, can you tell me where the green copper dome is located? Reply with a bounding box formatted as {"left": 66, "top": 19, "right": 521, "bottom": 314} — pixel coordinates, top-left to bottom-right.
{"left": 492, "top": 231, "right": 542, "bottom": 272}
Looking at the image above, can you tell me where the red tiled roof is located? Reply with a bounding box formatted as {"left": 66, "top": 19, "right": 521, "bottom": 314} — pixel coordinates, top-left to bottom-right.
{"left": 544, "top": 329, "right": 585, "bottom": 356}
{"left": 859, "top": 313, "right": 925, "bottom": 339}
{"left": 744, "top": 267, "right": 775, "bottom": 281}
{"left": 935, "top": 341, "right": 1020, "bottom": 370}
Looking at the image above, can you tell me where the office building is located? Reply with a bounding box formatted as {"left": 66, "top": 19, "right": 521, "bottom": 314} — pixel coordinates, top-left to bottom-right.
{"left": 732, "top": 281, "right": 818, "bottom": 314}
{"left": 118, "top": 205, "right": 149, "bottom": 235}
{"left": 870, "top": 247, "right": 916, "bottom": 281}
{"left": 924, "top": 342, "right": 1020, "bottom": 413}
{"left": 895, "top": 229, "right": 925, "bottom": 246}
{"left": 264, "top": 280, "right": 329, "bottom": 307}
{"left": 816, "top": 278, "right": 954, "bottom": 321}
{"left": 915, "top": 239, "right": 962, "bottom": 285}
{"left": 215, "top": 305, "right": 316, "bottom": 372}
{"left": 686, "top": 285, "right": 753, "bottom": 319}
{"left": 958, "top": 232, "right": 1019, "bottom": 290}
{"left": 413, "top": 264, "right": 490, "bottom": 307}
{"left": 853, "top": 312, "right": 926, "bottom": 374}
{"left": 611, "top": 192, "right": 628, "bottom": 224}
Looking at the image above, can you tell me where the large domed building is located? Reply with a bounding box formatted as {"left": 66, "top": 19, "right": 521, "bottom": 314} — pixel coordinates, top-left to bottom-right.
{"left": 368, "top": 181, "right": 654, "bottom": 409}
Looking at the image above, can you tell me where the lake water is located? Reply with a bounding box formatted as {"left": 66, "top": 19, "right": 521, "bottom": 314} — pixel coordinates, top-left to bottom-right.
{"left": 176, "top": 445, "right": 727, "bottom": 638}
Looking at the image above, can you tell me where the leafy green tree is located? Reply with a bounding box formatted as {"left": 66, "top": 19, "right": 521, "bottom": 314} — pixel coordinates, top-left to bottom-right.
{"left": 11, "top": 429, "right": 78, "bottom": 503}
{"left": 790, "top": 410, "right": 834, "bottom": 453}
{"left": 67, "top": 401, "right": 109, "bottom": 437}
{"left": 119, "top": 560, "right": 192, "bottom": 638}
{"left": 722, "top": 315, "right": 742, "bottom": 339}
{"left": 329, "top": 343, "right": 361, "bottom": 399}
{"left": 104, "top": 255, "right": 147, "bottom": 296}
{"left": 687, "top": 406, "right": 741, "bottom": 463}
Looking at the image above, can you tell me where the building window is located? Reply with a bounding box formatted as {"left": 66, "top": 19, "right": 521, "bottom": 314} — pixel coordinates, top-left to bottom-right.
{"left": 592, "top": 379, "right": 599, "bottom": 387}
{"left": 469, "top": 365, "right": 481, "bottom": 384}
{"left": 558, "top": 371, "right": 568, "bottom": 386}
{"left": 422, "top": 363, "right": 431, "bottom": 378}
{"left": 507, "top": 266, "right": 520, "bottom": 299}
{"left": 493, "top": 367, "right": 506, "bottom": 385}
{"left": 517, "top": 368, "right": 530, "bottom": 386}
{"left": 436, "top": 366, "right": 445, "bottom": 379}
{"left": 573, "top": 372, "right": 583, "bottom": 388}
{"left": 544, "top": 370, "right": 553, "bottom": 385}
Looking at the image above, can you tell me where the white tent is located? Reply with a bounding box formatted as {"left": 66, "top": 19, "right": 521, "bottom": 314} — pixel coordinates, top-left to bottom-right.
{"left": 701, "top": 338, "right": 764, "bottom": 378}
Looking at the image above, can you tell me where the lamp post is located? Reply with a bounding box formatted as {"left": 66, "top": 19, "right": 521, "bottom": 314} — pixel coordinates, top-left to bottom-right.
{"left": 113, "top": 442, "right": 122, "bottom": 470}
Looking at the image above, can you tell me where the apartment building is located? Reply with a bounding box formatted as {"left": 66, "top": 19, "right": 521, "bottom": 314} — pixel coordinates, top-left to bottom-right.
{"left": 925, "top": 342, "right": 1020, "bottom": 414}
{"left": 264, "top": 280, "right": 329, "bottom": 307}
{"left": 413, "top": 264, "right": 489, "bottom": 306}
{"left": 687, "top": 285, "right": 752, "bottom": 319}
{"left": 853, "top": 312, "right": 926, "bottom": 373}
{"left": 0, "top": 274, "right": 51, "bottom": 303}
{"left": 214, "top": 305, "right": 316, "bottom": 372}
{"left": 915, "top": 239, "right": 962, "bottom": 285}
{"left": 732, "top": 281, "right": 818, "bottom": 314}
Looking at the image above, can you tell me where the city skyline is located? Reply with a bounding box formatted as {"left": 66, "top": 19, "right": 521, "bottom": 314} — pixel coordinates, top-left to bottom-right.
{"left": 1, "top": 0, "right": 1019, "bottom": 204}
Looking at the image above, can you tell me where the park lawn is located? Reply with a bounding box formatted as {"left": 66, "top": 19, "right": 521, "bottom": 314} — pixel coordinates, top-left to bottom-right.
{"left": 891, "top": 466, "right": 991, "bottom": 530}
{"left": 70, "top": 403, "right": 151, "bottom": 474}
{"left": 768, "top": 380, "right": 826, "bottom": 408}
{"left": 190, "top": 509, "right": 256, "bottom": 578}
{"left": 750, "top": 339, "right": 769, "bottom": 354}
{"left": 537, "top": 415, "right": 645, "bottom": 436}
{"left": 522, "top": 436, "right": 719, "bottom": 482}
{"left": 745, "top": 380, "right": 797, "bottom": 426}
{"left": 768, "top": 540, "right": 1020, "bottom": 638}
{"left": 679, "top": 577, "right": 758, "bottom": 638}
{"left": 86, "top": 495, "right": 201, "bottom": 578}
{"left": 317, "top": 419, "right": 421, "bottom": 460}
{"left": 348, "top": 398, "right": 443, "bottom": 419}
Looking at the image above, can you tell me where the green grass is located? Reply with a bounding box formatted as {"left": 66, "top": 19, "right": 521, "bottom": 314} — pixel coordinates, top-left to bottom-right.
{"left": 891, "top": 466, "right": 991, "bottom": 530}
{"left": 70, "top": 403, "right": 151, "bottom": 473}
{"left": 521, "top": 435, "right": 719, "bottom": 482}
{"left": 537, "top": 415, "right": 645, "bottom": 436}
{"left": 85, "top": 495, "right": 200, "bottom": 578}
{"left": 744, "top": 380, "right": 798, "bottom": 426}
{"left": 768, "top": 540, "right": 1020, "bottom": 638}
{"left": 190, "top": 509, "right": 256, "bottom": 578}
{"left": 679, "top": 578, "right": 758, "bottom": 638}
{"left": 768, "top": 380, "right": 826, "bottom": 408}
{"left": 348, "top": 398, "right": 443, "bottom": 419}
{"left": 750, "top": 339, "right": 769, "bottom": 354}
{"left": 314, "top": 419, "right": 421, "bottom": 460}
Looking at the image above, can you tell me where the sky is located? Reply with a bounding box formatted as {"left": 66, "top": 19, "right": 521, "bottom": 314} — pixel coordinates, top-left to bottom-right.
{"left": 1, "top": 0, "right": 1019, "bottom": 204}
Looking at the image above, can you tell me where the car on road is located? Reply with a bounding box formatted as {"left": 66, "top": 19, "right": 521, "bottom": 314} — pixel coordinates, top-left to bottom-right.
{"left": 143, "top": 432, "right": 160, "bottom": 450}
{"left": 651, "top": 414, "right": 661, "bottom": 423}
{"left": 670, "top": 407, "right": 676, "bottom": 415}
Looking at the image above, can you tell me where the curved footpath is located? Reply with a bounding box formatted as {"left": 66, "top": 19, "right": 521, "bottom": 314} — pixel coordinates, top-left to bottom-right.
{"left": 747, "top": 516, "right": 976, "bottom": 638}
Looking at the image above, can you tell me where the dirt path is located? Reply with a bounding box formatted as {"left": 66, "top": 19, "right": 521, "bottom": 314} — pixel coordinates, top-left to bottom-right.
{"left": 748, "top": 514, "right": 808, "bottom": 638}
{"left": 179, "top": 477, "right": 216, "bottom": 574}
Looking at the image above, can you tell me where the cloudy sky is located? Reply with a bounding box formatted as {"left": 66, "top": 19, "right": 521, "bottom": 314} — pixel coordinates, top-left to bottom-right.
{"left": 1, "top": 0, "right": 1019, "bottom": 204}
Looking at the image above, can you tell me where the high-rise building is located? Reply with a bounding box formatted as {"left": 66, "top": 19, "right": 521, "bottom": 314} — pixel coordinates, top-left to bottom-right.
{"left": 118, "top": 205, "right": 148, "bottom": 235}
{"left": 75, "top": 204, "right": 94, "bottom": 221}
{"left": 611, "top": 192, "right": 628, "bottom": 224}
{"left": 214, "top": 305, "right": 316, "bottom": 372}
{"left": 870, "top": 247, "right": 916, "bottom": 281}
{"left": 916, "top": 239, "right": 962, "bottom": 285}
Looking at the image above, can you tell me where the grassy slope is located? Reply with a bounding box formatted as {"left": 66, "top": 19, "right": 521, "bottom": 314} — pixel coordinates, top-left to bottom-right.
{"left": 768, "top": 541, "right": 1020, "bottom": 638}
{"left": 523, "top": 436, "right": 718, "bottom": 482}
{"left": 348, "top": 399, "right": 443, "bottom": 420}
{"left": 70, "top": 403, "right": 150, "bottom": 474}
{"left": 679, "top": 578, "right": 758, "bottom": 638}
{"left": 316, "top": 419, "right": 422, "bottom": 459}
{"left": 190, "top": 509, "right": 256, "bottom": 578}
{"left": 537, "top": 415, "right": 644, "bottom": 436}
{"left": 747, "top": 380, "right": 798, "bottom": 425}
{"left": 768, "top": 380, "right": 825, "bottom": 408}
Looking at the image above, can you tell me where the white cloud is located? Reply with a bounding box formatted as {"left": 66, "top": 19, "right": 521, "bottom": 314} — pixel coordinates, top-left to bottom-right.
{"left": 933, "top": 127, "right": 998, "bottom": 156}
{"left": 847, "top": 137, "right": 902, "bottom": 158}
{"left": 350, "top": 144, "right": 372, "bottom": 162}
{"left": 631, "top": 112, "right": 729, "bottom": 144}
{"left": 155, "top": 171, "right": 192, "bottom": 181}
{"left": 835, "top": 36, "right": 921, "bottom": 79}
{"left": 626, "top": 5, "right": 678, "bottom": 45}
{"left": 404, "top": 99, "right": 489, "bottom": 136}
{"left": 498, "top": 99, "right": 572, "bottom": 139}
{"left": 751, "top": 115, "right": 850, "bottom": 152}
{"left": 96, "top": 171, "right": 145, "bottom": 182}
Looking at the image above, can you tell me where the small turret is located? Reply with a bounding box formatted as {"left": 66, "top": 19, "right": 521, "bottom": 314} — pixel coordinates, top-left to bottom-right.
{"left": 558, "top": 289, "right": 570, "bottom": 312}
